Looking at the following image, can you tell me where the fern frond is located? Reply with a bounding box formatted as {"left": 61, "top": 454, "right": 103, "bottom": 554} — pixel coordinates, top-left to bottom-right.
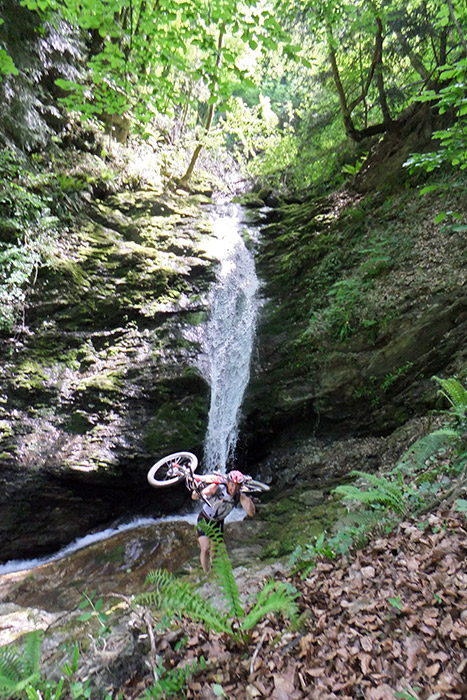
{"left": 0, "top": 647, "right": 23, "bottom": 685}
{"left": 433, "top": 376, "right": 467, "bottom": 417}
{"left": 398, "top": 428, "right": 460, "bottom": 469}
{"left": 351, "top": 470, "right": 404, "bottom": 496}
{"left": 144, "top": 657, "right": 206, "bottom": 699}
{"left": 334, "top": 471, "right": 406, "bottom": 514}
{"left": 137, "top": 569, "right": 232, "bottom": 635}
{"left": 241, "top": 579, "right": 299, "bottom": 631}
{"left": 23, "top": 630, "right": 42, "bottom": 676}
{"left": 199, "top": 521, "right": 244, "bottom": 621}
{"left": 0, "top": 631, "right": 42, "bottom": 698}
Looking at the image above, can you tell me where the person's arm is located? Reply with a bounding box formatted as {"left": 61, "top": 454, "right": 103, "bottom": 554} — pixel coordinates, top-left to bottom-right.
{"left": 192, "top": 482, "right": 219, "bottom": 501}
{"left": 240, "top": 493, "right": 256, "bottom": 517}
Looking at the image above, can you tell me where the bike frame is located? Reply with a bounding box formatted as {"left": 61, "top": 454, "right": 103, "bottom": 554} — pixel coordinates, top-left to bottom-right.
{"left": 174, "top": 465, "right": 225, "bottom": 507}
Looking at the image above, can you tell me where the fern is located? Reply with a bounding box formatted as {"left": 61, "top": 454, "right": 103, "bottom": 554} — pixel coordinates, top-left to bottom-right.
{"left": 398, "top": 428, "right": 460, "bottom": 470}
{"left": 433, "top": 375, "right": 467, "bottom": 420}
{"left": 334, "top": 470, "right": 407, "bottom": 514}
{"left": 200, "top": 521, "right": 244, "bottom": 622}
{"left": 143, "top": 657, "right": 206, "bottom": 699}
{"left": 0, "top": 631, "right": 42, "bottom": 698}
{"left": 139, "top": 538, "right": 299, "bottom": 647}
{"left": 241, "top": 579, "right": 298, "bottom": 631}
{"left": 137, "top": 570, "right": 232, "bottom": 636}
{"left": 23, "top": 629, "right": 42, "bottom": 679}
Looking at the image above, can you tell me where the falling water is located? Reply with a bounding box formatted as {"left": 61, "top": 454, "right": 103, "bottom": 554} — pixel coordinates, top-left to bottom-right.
{"left": 199, "top": 205, "right": 260, "bottom": 472}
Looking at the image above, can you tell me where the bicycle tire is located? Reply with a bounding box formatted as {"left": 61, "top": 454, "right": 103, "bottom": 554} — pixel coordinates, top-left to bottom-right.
{"left": 147, "top": 451, "right": 198, "bottom": 488}
{"left": 242, "top": 479, "right": 270, "bottom": 493}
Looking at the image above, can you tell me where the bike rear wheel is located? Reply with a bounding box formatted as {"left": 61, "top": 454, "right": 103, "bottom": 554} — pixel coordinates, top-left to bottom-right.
{"left": 147, "top": 451, "right": 198, "bottom": 488}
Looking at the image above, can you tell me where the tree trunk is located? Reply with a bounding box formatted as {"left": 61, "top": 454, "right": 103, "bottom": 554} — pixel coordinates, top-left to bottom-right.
{"left": 327, "top": 16, "right": 391, "bottom": 142}
{"left": 179, "top": 30, "right": 223, "bottom": 186}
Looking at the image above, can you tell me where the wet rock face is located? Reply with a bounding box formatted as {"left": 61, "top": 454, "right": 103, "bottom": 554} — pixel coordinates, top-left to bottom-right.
{"left": 0, "top": 191, "right": 216, "bottom": 562}
{"left": 242, "top": 185, "right": 467, "bottom": 463}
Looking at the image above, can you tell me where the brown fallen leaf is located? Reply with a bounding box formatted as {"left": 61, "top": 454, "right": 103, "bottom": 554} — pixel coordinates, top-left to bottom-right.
{"left": 360, "top": 635, "right": 373, "bottom": 653}
{"left": 425, "top": 662, "right": 441, "bottom": 678}
{"left": 365, "top": 683, "right": 397, "bottom": 699}
{"left": 405, "top": 636, "right": 423, "bottom": 671}
{"left": 305, "top": 667, "right": 326, "bottom": 677}
{"left": 439, "top": 613, "right": 454, "bottom": 636}
{"left": 358, "top": 652, "right": 373, "bottom": 674}
{"left": 361, "top": 566, "right": 376, "bottom": 579}
{"left": 272, "top": 670, "right": 300, "bottom": 700}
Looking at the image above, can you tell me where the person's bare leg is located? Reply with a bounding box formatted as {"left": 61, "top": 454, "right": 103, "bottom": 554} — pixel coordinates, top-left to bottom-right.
{"left": 198, "top": 535, "right": 212, "bottom": 573}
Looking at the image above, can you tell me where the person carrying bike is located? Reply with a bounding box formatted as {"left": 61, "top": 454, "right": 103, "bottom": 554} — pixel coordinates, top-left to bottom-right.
{"left": 192, "top": 469, "right": 256, "bottom": 573}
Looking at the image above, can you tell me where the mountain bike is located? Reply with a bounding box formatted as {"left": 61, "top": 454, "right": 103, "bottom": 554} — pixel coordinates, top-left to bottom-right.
{"left": 147, "top": 451, "right": 270, "bottom": 501}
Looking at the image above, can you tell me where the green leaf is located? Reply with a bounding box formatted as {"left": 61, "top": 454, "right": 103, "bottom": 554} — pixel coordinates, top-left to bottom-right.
{"left": 78, "top": 611, "right": 92, "bottom": 622}
{"left": 455, "top": 499, "right": 467, "bottom": 513}
{"left": 419, "top": 185, "right": 439, "bottom": 195}
{"left": 434, "top": 212, "right": 447, "bottom": 224}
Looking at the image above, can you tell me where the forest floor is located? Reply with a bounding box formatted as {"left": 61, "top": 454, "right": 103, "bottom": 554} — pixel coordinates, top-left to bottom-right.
{"left": 121, "top": 505, "right": 466, "bottom": 700}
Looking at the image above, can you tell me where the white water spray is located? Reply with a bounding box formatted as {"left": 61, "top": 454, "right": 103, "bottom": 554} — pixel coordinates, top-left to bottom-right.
{"left": 199, "top": 205, "right": 260, "bottom": 472}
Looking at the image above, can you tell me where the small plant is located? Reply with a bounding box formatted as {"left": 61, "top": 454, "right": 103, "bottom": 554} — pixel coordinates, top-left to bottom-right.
{"left": 454, "top": 498, "right": 467, "bottom": 514}
{"left": 0, "top": 630, "right": 42, "bottom": 699}
{"left": 433, "top": 375, "right": 467, "bottom": 423}
{"left": 142, "top": 657, "right": 206, "bottom": 700}
{"left": 78, "top": 591, "right": 111, "bottom": 638}
{"left": 289, "top": 515, "right": 381, "bottom": 578}
{"left": 0, "top": 632, "right": 109, "bottom": 700}
{"left": 136, "top": 521, "right": 299, "bottom": 646}
{"left": 342, "top": 152, "right": 368, "bottom": 177}
{"left": 328, "top": 375, "right": 467, "bottom": 546}
{"left": 388, "top": 596, "right": 403, "bottom": 612}
{"left": 381, "top": 361, "right": 414, "bottom": 392}
{"left": 0, "top": 148, "right": 59, "bottom": 330}
{"left": 333, "top": 470, "right": 409, "bottom": 515}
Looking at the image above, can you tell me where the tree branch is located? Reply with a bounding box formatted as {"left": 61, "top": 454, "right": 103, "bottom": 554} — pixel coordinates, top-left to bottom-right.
{"left": 447, "top": 0, "right": 467, "bottom": 57}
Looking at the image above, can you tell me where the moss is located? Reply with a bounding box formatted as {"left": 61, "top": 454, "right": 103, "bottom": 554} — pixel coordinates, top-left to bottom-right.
{"left": 93, "top": 544, "right": 125, "bottom": 564}
{"left": 256, "top": 490, "right": 347, "bottom": 559}
{"left": 15, "top": 360, "right": 50, "bottom": 390}
{"left": 77, "top": 370, "right": 123, "bottom": 393}
{"left": 65, "top": 411, "right": 95, "bottom": 433}
{"left": 144, "top": 392, "right": 209, "bottom": 456}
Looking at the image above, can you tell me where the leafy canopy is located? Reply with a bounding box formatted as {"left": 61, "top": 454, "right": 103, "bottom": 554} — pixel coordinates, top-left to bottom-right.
{"left": 19, "top": 0, "right": 292, "bottom": 130}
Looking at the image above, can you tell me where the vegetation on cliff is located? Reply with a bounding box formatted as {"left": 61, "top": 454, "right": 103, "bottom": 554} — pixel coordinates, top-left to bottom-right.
{"left": 0, "top": 1, "right": 466, "bottom": 698}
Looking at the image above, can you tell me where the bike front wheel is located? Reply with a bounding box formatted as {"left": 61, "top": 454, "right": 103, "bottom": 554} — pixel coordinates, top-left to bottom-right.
{"left": 147, "top": 451, "right": 198, "bottom": 488}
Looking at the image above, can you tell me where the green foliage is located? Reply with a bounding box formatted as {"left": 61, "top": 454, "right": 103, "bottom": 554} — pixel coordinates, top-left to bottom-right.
{"left": 18, "top": 0, "right": 290, "bottom": 140}
{"left": 433, "top": 375, "right": 467, "bottom": 421}
{"left": 200, "top": 521, "right": 244, "bottom": 622}
{"left": 139, "top": 569, "right": 232, "bottom": 635}
{"left": 289, "top": 511, "right": 384, "bottom": 578}
{"left": 0, "top": 631, "right": 41, "bottom": 698}
{"left": 78, "top": 591, "right": 112, "bottom": 637}
{"left": 138, "top": 522, "right": 298, "bottom": 646}
{"left": 241, "top": 577, "right": 299, "bottom": 631}
{"left": 0, "top": 48, "right": 18, "bottom": 77}
{"left": 334, "top": 470, "right": 409, "bottom": 515}
{"left": 454, "top": 498, "right": 467, "bottom": 514}
{"left": 388, "top": 596, "right": 403, "bottom": 612}
{"left": 0, "top": 149, "right": 58, "bottom": 330}
{"left": 142, "top": 657, "right": 207, "bottom": 700}
{"left": 398, "top": 428, "right": 461, "bottom": 471}
{"left": 0, "top": 628, "right": 113, "bottom": 699}
{"left": 291, "top": 376, "right": 467, "bottom": 579}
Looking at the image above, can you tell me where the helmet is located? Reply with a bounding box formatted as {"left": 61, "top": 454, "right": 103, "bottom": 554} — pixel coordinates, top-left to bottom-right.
{"left": 227, "top": 470, "right": 245, "bottom": 484}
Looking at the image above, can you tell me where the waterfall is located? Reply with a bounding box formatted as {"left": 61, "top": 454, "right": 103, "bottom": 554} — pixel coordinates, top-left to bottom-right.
{"left": 199, "top": 205, "right": 260, "bottom": 472}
